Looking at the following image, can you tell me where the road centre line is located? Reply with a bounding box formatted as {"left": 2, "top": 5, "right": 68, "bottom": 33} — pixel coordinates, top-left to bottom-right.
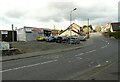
{"left": 1, "top": 60, "right": 57, "bottom": 73}
{"left": 75, "top": 53, "right": 84, "bottom": 56}
{"left": 85, "top": 49, "right": 96, "bottom": 54}
{"left": 101, "top": 44, "right": 108, "bottom": 49}
{"left": 101, "top": 46, "right": 105, "bottom": 48}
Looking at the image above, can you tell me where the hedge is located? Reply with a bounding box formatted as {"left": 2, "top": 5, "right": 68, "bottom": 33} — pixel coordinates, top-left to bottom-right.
{"left": 109, "top": 31, "right": 120, "bottom": 39}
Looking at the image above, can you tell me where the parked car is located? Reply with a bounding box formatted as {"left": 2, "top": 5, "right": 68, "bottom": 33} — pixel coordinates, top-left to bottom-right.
{"left": 79, "top": 35, "right": 87, "bottom": 41}
{"left": 61, "top": 36, "right": 69, "bottom": 43}
{"left": 56, "top": 36, "right": 62, "bottom": 43}
{"left": 46, "top": 36, "right": 58, "bottom": 42}
{"left": 36, "top": 36, "right": 47, "bottom": 41}
{"left": 68, "top": 37, "right": 80, "bottom": 44}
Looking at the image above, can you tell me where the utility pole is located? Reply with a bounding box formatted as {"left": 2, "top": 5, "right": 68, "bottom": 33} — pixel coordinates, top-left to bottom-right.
{"left": 12, "top": 24, "right": 14, "bottom": 48}
{"left": 88, "top": 18, "right": 90, "bottom": 38}
{"left": 54, "top": 25, "right": 55, "bottom": 30}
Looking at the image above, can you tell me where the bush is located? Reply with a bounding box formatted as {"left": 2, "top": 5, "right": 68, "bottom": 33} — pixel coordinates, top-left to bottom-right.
{"left": 109, "top": 31, "right": 120, "bottom": 39}
{"left": 102, "top": 32, "right": 109, "bottom": 37}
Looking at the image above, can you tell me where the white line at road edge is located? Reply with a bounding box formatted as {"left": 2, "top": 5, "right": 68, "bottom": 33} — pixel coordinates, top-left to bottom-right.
{"left": 1, "top": 60, "right": 57, "bottom": 73}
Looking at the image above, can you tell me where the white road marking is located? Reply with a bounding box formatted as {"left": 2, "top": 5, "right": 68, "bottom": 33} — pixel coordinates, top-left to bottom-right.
{"left": 104, "top": 45, "right": 107, "bottom": 47}
{"left": 101, "top": 46, "right": 105, "bottom": 48}
{"left": 85, "top": 49, "right": 96, "bottom": 54}
{"left": 89, "top": 49, "right": 96, "bottom": 53}
{"left": 101, "top": 45, "right": 108, "bottom": 49}
{"left": 54, "top": 56, "right": 59, "bottom": 59}
{"left": 41, "top": 60, "right": 57, "bottom": 64}
{"left": 106, "top": 61, "right": 109, "bottom": 63}
{"left": 86, "top": 51, "right": 90, "bottom": 53}
{"left": 76, "top": 57, "right": 83, "bottom": 60}
{"left": 75, "top": 53, "right": 84, "bottom": 56}
{"left": 1, "top": 60, "right": 57, "bottom": 73}
{"left": 95, "top": 64, "right": 101, "bottom": 67}
{"left": 79, "top": 58, "right": 83, "bottom": 59}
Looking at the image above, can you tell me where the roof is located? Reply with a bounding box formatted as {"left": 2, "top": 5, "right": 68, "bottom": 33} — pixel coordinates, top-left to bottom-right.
{"left": 60, "top": 23, "right": 82, "bottom": 35}
{"left": 111, "top": 22, "right": 120, "bottom": 31}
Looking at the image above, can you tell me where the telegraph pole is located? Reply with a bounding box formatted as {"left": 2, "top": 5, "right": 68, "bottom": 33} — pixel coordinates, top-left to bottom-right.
{"left": 88, "top": 18, "right": 90, "bottom": 38}
{"left": 54, "top": 25, "right": 55, "bottom": 30}
{"left": 12, "top": 24, "right": 14, "bottom": 48}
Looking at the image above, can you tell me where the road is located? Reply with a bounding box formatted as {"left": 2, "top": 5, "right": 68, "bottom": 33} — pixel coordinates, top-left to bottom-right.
{"left": 1, "top": 33, "right": 118, "bottom": 80}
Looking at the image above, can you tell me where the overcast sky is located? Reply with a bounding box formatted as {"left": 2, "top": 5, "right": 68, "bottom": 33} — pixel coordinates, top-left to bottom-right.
{"left": 0, "top": 0, "right": 119, "bottom": 30}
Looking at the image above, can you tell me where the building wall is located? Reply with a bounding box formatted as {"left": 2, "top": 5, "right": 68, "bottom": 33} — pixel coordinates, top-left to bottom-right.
{"left": 110, "top": 25, "right": 114, "bottom": 32}
{"left": 71, "top": 23, "right": 80, "bottom": 32}
{"left": 0, "top": 31, "right": 2, "bottom": 41}
{"left": 26, "top": 31, "right": 43, "bottom": 41}
{"left": 26, "top": 32, "right": 34, "bottom": 41}
{"left": 8, "top": 31, "right": 17, "bottom": 42}
{"left": 17, "top": 27, "right": 51, "bottom": 41}
{"left": 17, "top": 28, "right": 26, "bottom": 41}
{"left": 0, "top": 30, "right": 17, "bottom": 42}
{"left": 105, "top": 23, "right": 111, "bottom": 32}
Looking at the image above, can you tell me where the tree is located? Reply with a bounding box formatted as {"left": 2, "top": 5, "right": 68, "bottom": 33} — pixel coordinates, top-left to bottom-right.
{"left": 83, "top": 25, "right": 87, "bottom": 29}
{"left": 83, "top": 27, "right": 89, "bottom": 33}
{"left": 95, "top": 26, "right": 101, "bottom": 32}
{"left": 88, "top": 25, "right": 93, "bottom": 30}
{"left": 107, "top": 28, "right": 111, "bottom": 33}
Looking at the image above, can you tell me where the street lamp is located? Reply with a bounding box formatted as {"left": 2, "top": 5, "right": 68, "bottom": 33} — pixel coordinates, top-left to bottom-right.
{"left": 69, "top": 8, "right": 77, "bottom": 43}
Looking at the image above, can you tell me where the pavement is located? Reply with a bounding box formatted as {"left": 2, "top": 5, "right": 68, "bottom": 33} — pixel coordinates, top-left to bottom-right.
{"left": 1, "top": 33, "right": 119, "bottom": 80}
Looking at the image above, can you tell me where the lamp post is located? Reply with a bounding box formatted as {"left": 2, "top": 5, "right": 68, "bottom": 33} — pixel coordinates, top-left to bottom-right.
{"left": 70, "top": 8, "right": 77, "bottom": 41}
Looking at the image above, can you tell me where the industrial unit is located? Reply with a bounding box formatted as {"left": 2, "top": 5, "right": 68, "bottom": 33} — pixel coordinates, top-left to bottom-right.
{"left": 17, "top": 26, "right": 51, "bottom": 41}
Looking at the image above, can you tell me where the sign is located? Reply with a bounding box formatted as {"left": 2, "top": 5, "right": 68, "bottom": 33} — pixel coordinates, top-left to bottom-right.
{"left": 1, "top": 31, "right": 8, "bottom": 34}
{"left": 32, "top": 28, "right": 44, "bottom": 32}
{"left": 25, "top": 27, "right": 32, "bottom": 32}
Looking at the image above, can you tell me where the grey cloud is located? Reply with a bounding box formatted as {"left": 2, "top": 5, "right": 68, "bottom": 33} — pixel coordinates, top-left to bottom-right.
{"left": 5, "top": 9, "right": 26, "bottom": 19}
{"left": 49, "top": 2, "right": 76, "bottom": 10}
{"left": 38, "top": 12, "right": 66, "bottom": 22}
{"left": 37, "top": 1, "right": 117, "bottom": 24}
{"left": 0, "top": 16, "right": 11, "bottom": 25}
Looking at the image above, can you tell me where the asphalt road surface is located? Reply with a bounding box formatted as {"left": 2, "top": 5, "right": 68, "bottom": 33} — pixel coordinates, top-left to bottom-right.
{"left": 2, "top": 33, "right": 118, "bottom": 80}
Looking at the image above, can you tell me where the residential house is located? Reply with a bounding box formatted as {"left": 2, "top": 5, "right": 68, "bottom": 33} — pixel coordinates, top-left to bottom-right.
{"left": 17, "top": 26, "right": 51, "bottom": 41}
{"left": 110, "top": 22, "right": 120, "bottom": 32}
{"left": 60, "top": 23, "right": 84, "bottom": 37}
{"left": 105, "top": 22, "right": 120, "bottom": 32}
